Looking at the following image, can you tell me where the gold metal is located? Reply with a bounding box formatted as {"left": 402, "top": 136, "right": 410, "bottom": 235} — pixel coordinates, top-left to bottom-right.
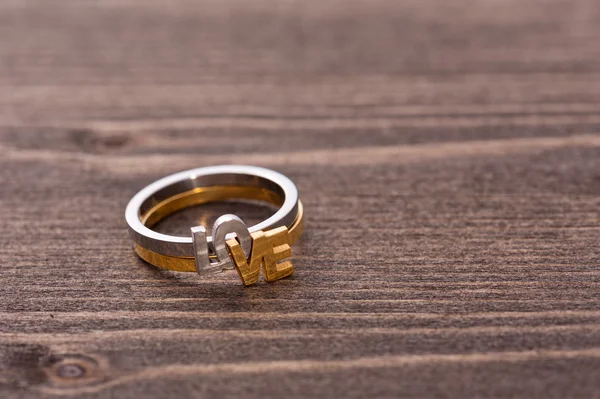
{"left": 227, "top": 226, "right": 294, "bottom": 286}
{"left": 141, "top": 186, "right": 284, "bottom": 229}
{"left": 133, "top": 185, "right": 304, "bottom": 274}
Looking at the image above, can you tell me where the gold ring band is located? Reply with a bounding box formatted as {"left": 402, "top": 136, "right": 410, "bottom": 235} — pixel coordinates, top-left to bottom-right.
{"left": 133, "top": 186, "right": 304, "bottom": 273}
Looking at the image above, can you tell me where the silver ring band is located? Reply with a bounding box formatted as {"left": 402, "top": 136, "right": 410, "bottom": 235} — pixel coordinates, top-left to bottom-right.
{"left": 125, "top": 165, "right": 299, "bottom": 258}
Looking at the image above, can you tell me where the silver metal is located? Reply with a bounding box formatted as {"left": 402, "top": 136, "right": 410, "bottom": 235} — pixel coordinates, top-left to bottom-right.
{"left": 125, "top": 165, "right": 299, "bottom": 258}
{"left": 191, "top": 226, "right": 214, "bottom": 275}
{"left": 211, "top": 214, "right": 252, "bottom": 269}
{"left": 192, "top": 214, "right": 252, "bottom": 276}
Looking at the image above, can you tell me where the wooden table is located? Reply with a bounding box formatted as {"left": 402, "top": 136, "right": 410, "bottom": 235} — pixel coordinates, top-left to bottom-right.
{"left": 1, "top": 1, "right": 599, "bottom": 397}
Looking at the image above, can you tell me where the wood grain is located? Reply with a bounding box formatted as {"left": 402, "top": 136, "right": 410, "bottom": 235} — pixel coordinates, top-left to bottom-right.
{"left": 1, "top": 0, "right": 599, "bottom": 397}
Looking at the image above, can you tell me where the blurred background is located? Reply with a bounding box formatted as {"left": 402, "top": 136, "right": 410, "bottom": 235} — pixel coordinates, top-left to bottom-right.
{"left": 2, "top": 0, "right": 599, "bottom": 153}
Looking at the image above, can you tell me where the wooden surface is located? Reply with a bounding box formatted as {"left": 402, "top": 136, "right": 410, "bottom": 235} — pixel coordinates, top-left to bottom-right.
{"left": 1, "top": 0, "right": 600, "bottom": 397}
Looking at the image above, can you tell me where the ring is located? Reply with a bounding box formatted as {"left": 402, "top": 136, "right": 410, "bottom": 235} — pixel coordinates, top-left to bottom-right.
{"left": 125, "top": 165, "right": 304, "bottom": 285}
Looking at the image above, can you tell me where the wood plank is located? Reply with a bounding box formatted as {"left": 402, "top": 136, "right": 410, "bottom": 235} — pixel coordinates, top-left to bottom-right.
{"left": 1, "top": 0, "right": 599, "bottom": 397}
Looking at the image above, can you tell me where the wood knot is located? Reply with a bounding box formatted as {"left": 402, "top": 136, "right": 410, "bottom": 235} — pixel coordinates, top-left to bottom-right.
{"left": 69, "top": 129, "right": 131, "bottom": 154}
{"left": 42, "top": 354, "right": 108, "bottom": 388}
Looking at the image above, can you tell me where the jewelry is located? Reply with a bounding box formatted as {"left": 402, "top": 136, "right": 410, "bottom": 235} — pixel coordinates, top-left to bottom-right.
{"left": 125, "top": 165, "right": 304, "bottom": 285}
